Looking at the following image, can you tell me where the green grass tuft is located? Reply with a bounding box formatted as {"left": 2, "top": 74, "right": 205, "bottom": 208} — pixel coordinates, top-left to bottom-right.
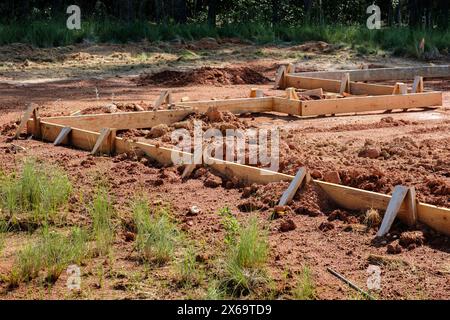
{"left": 0, "top": 159, "right": 72, "bottom": 230}
{"left": 133, "top": 198, "right": 179, "bottom": 265}
{"left": 292, "top": 265, "right": 316, "bottom": 300}
{"left": 90, "top": 187, "right": 115, "bottom": 256}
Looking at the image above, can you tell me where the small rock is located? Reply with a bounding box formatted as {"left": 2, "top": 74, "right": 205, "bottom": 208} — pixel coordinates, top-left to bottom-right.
{"left": 358, "top": 147, "right": 381, "bottom": 159}
{"left": 104, "top": 103, "right": 117, "bottom": 113}
{"left": 279, "top": 219, "right": 296, "bottom": 232}
{"left": 323, "top": 171, "right": 341, "bottom": 184}
{"left": 310, "top": 169, "right": 322, "bottom": 179}
{"left": 399, "top": 231, "right": 425, "bottom": 248}
{"left": 204, "top": 174, "right": 222, "bottom": 188}
{"left": 206, "top": 107, "right": 223, "bottom": 122}
{"left": 188, "top": 206, "right": 201, "bottom": 216}
{"left": 148, "top": 124, "right": 169, "bottom": 138}
{"left": 387, "top": 241, "right": 402, "bottom": 254}
{"left": 173, "top": 121, "right": 192, "bottom": 130}
{"left": 319, "top": 221, "right": 334, "bottom": 232}
{"left": 124, "top": 231, "right": 135, "bottom": 242}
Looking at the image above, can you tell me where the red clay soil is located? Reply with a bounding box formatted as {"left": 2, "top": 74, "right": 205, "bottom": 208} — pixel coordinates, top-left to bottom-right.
{"left": 134, "top": 67, "right": 271, "bottom": 87}
{"left": 0, "top": 73, "right": 449, "bottom": 299}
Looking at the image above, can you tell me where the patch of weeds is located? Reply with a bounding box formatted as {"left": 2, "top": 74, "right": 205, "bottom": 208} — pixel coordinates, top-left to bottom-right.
{"left": 177, "top": 245, "right": 201, "bottom": 287}
{"left": 292, "top": 265, "right": 316, "bottom": 300}
{"left": 133, "top": 198, "right": 179, "bottom": 265}
{"left": 8, "top": 228, "right": 89, "bottom": 287}
{"left": 0, "top": 219, "right": 8, "bottom": 253}
{"left": 218, "top": 207, "right": 239, "bottom": 246}
{"left": 205, "top": 280, "right": 226, "bottom": 300}
{"left": 364, "top": 208, "right": 381, "bottom": 229}
{"left": 222, "top": 216, "right": 269, "bottom": 296}
{"left": 90, "top": 187, "right": 115, "bottom": 256}
{"left": 0, "top": 159, "right": 72, "bottom": 230}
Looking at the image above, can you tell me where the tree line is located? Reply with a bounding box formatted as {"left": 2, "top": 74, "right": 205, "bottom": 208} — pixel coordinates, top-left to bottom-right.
{"left": 2, "top": 0, "right": 448, "bottom": 29}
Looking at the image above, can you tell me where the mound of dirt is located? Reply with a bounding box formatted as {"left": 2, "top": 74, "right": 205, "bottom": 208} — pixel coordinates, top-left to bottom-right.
{"left": 135, "top": 67, "right": 270, "bottom": 87}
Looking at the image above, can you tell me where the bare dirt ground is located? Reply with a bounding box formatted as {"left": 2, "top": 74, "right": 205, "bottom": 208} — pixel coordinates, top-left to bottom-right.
{"left": 0, "top": 39, "right": 449, "bottom": 300}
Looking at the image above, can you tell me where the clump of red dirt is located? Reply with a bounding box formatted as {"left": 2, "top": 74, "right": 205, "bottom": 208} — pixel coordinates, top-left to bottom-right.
{"left": 135, "top": 67, "right": 270, "bottom": 87}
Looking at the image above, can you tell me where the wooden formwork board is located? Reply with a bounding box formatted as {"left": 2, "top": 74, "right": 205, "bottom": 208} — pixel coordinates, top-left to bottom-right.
{"left": 292, "top": 65, "right": 450, "bottom": 81}
{"left": 44, "top": 109, "right": 194, "bottom": 132}
{"left": 28, "top": 119, "right": 450, "bottom": 236}
{"left": 177, "top": 97, "right": 273, "bottom": 114}
{"left": 300, "top": 92, "right": 443, "bottom": 116}
{"left": 284, "top": 74, "right": 404, "bottom": 95}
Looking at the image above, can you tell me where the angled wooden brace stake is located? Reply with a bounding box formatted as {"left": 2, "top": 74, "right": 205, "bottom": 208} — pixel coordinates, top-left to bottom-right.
{"left": 53, "top": 127, "right": 72, "bottom": 146}
{"left": 91, "top": 128, "right": 112, "bottom": 155}
{"left": 181, "top": 145, "right": 204, "bottom": 179}
{"left": 278, "top": 167, "right": 308, "bottom": 206}
{"left": 15, "top": 103, "right": 38, "bottom": 139}
{"left": 274, "top": 65, "right": 286, "bottom": 89}
{"left": 154, "top": 90, "right": 173, "bottom": 109}
{"left": 412, "top": 76, "right": 424, "bottom": 93}
{"left": 339, "top": 73, "right": 351, "bottom": 95}
{"left": 377, "top": 185, "right": 417, "bottom": 237}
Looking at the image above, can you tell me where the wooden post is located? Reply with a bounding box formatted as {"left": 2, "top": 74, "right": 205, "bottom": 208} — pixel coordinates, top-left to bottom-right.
{"left": 377, "top": 185, "right": 410, "bottom": 237}
{"left": 154, "top": 90, "right": 172, "bottom": 109}
{"left": 249, "top": 88, "right": 264, "bottom": 98}
{"left": 339, "top": 73, "right": 351, "bottom": 95}
{"left": 412, "top": 76, "right": 424, "bottom": 93}
{"left": 16, "top": 103, "right": 38, "bottom": 139}
{"left": 404, "top": 187, "right": 418, "bottom": 226}
{"left": 53, "top": 127, "right": 72, "bottom": 146}
{"left": 285, "top": 88, "right": 299, "bottom": 100}
{"left": 278, "top": 167, "right": 308, "bottom": 206}
{"left": 274, "top": 65, "right": 287, "bottom": 89}
{"left": 91, "top": 128, "right": 112, "bottom": 155}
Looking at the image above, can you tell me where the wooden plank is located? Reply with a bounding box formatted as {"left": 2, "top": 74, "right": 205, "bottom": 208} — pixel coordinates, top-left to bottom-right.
{"left": 53, "top": 127, "right": 72, "bottom": 146}
{"left": 377, "top": 186, "right": 409, "bottom": 237}
{"left": 249, "top": 88, "right": 264, "bottom": 98}
{"left": 412, "top": 76, "right": 424, "bottom": 93}
{"left": 285, "top": 75, "right": 400, "bottom": 95}
{"left": 299, "top": 88, "right": 323, "bottom": 97}
{"left": 91, "top": 128, "right": 111, "bottom": 155}
{"left": 300, "top": 92, "right": 443, "bottom": 116}
{"left": 15, "top": 103, "right": 38, "bottom": 139}
{"left": 294, "top": 65, "right": 450, "bottom": 81}
{"left": 178, "top": 97, "right": 274, "bottom": 114}
{"left": 315, "top": 181, "right": 450, "bottom": 236}
{"left": 339, "top": 73, "right": 350, "bottom": 95}
{"left": 286, "top": 88, "right": 300, "bottom": 100}
{"left": 279, "top": 167, "right": 307, "bottom": 206}
{"left": 154, "top": 90, "right": 172, "bottom": 109}
{"left": 44, "top": 109, "right": 193, "bottom": 131}
{"left": 272, "top": 97, "right": 301, "bottom": 115}
{"left": 29, "top": 120, "right": 450, "bottom": 236}
{"left": 404, "top": 187, "right": 418, "bottom": 226}
{"left": 274, "top": 65, "right": 286, "bottom": 89}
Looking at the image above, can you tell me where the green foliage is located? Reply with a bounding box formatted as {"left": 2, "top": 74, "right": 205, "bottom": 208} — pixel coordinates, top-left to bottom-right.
{"left": 223, "top": 216, "right": 269, "bottom": 296}
{"left": 218, "top": 207, "right": 239, "bottom": 246}
{"left": 90, "top": 187, "right": 115, "bottom": 256}
{"left": 0, "top": 220, "right": 7, "bottom": 253}
{"left": 133, "top": 198, "right": 179, "bottom": 265}
{"left": 0, "top": 159, "right": 72, "bottom": 230}
{"left": 8, "top": 228, "right": 88, "bottom": 286}
{"left": 293, "top": 265, "right": 316, "bottom": 300}
{"left": 177, "top": 246, "right": 200, "bottom": 287}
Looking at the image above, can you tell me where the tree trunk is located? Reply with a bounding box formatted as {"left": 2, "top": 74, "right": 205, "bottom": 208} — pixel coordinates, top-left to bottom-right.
{"left": 208, "top": 0, "right": 217, "bottom": 27}
{"left": 174, "top": 0, "right": 188, "bottom": 24}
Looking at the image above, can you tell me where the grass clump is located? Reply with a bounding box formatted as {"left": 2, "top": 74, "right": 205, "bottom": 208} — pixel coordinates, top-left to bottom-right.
{"left": 364, "top": 208, "right": 381, "bottom": 229}
{"left": 8, "top": 228, "right": 88, "bottom": 286}
{"left": 133, "top": 198, "right": 179, "bottom": 265}
{"left": 223, "top": 216, "right": 269, "bottom": 296}
{"left": 177, "top": 245, "right": 201, "bottom": 287}
{"left": 0, "top": 159, "right": 72, "bottom": 230}
{"left": 0, "top": 219, "right": 7, "bottom": 253}
{"left": 90, "top": 187, "right": 115, "bottom": 256}
{"left": 292, "top": 265, "right": 316, "bottom": 300}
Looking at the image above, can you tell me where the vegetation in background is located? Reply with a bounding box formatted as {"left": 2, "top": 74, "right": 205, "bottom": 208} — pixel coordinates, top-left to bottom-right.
{"left": 0, "top": 160, "right": 72, "bottom": 230}
{"left": 8, "top": 227, "right": 89, "bottom": 286}
{"left": 177, "top": 245, "right": 201, "bottom": 287}
{"left": 90, "top": 187, "right": 115, "bottom": 256}
{"left": 0, "top": 219, "right": 7, "bottom": 254}
{"left": 133, "top": 198, "right": 179, "bottom": 265}
{"left": 0, "top": 19, "right": 448, "bottom": 60}
{"left": 292, "top": 265, "right": 316, "bottom": 300}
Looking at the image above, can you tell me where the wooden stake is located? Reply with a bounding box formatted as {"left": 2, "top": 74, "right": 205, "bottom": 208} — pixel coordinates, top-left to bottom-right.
{"left": 377, "top": 185, "right": 410, "bottom": 237}
{"left": 412, "top": 76, "right": 424, "bottom": 93}
{"left": 53, "top": 127, "right": 72, "bottom": 146}
{"left": 274, "top": 65, "right": 286, "bottom": 89}
{"left": 339, "top": 73, "right": 351, "bottom": 95}
{"left": 181, "top": 145, "right": 204, "bottom": 179}
{"left": 15, "top": 103, "right": 38, "bottom": 139}
{"left": 91, "top": 128, "right": 111, "bottom": 155}
{"left": 278, "top": 167, "right": 308, "bottom": 206}
{"left": 404, "top": 186, "right": 418, "bottom": 226}
{"left": 286, "top": 63, "right": 295, "bottom": 74}
{"left": 154, "top": 90, "right": 172, "bottom": 109}
{"left": 285, "top": 88, "right": 300, "bottom": 100}
{"left": 249, "top": 88, "right": 264, "bottom": 98}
